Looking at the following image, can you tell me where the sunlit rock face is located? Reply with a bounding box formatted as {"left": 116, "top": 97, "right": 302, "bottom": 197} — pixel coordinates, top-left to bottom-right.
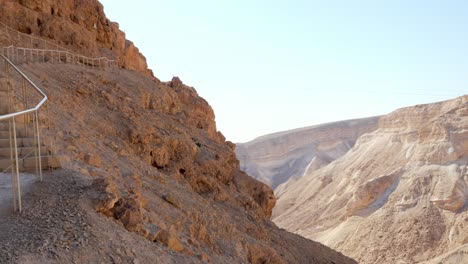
{"left": 272, "top": 95, "right": 468, "bottom": 264}
{"left": 236, "top": 116, "right": 380, "bottom": 194}
{"left": 0, "top": 0, "right": 359, "bottom": 262}
{"left": 0, "top": 0, "right": 150, "bottom": 74}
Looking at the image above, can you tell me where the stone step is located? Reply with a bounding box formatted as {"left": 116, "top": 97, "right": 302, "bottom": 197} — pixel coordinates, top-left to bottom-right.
{"left": 0, "top": 138, "right": 36, "bottom": 148}
{"left": 0, "top": 155, "right": 61, "bottom": 172}
{"left": 0, "top": 129, "right": 31, "bottom": 138}
{"left": 0, "top": 146, "right": 48, "bottom": 158}
{"left": 0, "top": 122, "right": 33, "bottom": 131}
{"left": 0, "top": 103, "right": 11, "bottom": 109}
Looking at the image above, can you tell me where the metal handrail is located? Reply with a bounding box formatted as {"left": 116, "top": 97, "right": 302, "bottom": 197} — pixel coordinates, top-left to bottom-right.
{"left": 3, "top": 45, "right": 117, "bottom": 69}
{"left": 1, "top": 22, "right": 109, "bottom": 59}
{"left": 0, "top": 22, "right": 117, "bottom": 66}
{"left": 0, "top": 52, "right": 47, "bottom": 213}
{"left": 0, "top": 53, "right": 47, "bottom": 121}
{"left": 6, "top": 46, "right": 115, "bottom": 61}
{"left": 1, "top": 22, "right": 75, "bottom": 54}
{"left": 1, "top": 148, "right": 37, "bottom": 173}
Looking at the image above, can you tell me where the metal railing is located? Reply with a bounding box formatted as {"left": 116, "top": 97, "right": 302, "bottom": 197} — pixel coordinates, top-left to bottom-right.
{"left": 3, "top": 45, "right": 117, "bottom": 69}
{"left": 0, "top": 53, "right": 47, "bottom": 213}
{"left": 0, "top": 22, "right": 118, "bottom": 214}
{"left": 0, "top": 22, "right": 117, "bottom": 69}
{"left": 2, "top": 22, "right": 89, "bottom": 56}
{"left": 1, "top": 22, "right": 71, "bottom": 53}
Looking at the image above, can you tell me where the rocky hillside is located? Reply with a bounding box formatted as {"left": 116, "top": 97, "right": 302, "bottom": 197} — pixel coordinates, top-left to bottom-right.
{"left": 236, "top": 116, "right": 379, "bottom": 195}
{"left": 0, "top": 0, "right": 149, "bottom": 74}
{"left": 0, "top": 1, "right": 357, "bottom": 263}
{"left": 273, "top": 95, "right": 468, "bottom": 264}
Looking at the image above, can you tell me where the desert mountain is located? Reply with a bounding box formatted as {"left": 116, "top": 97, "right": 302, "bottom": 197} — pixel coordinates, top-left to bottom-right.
{"left": 273, "top": 95, "right": 468, "bottom": 264}
{"left": 236, "top": 116, "right": 379, "bottom": 195}
{"left": 0, "top": 0, "right": 357, "bottom": 263}
{"left": 0, "top": 0, "right": 149, "bottom": 74}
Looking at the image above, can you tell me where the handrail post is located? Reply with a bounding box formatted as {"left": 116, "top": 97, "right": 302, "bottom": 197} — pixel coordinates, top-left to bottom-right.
{"left": 9, "top": 119, "right": 17, "bottom": 212}
{"left": 7, "top": 65, "right": 18, "bottom": 212}
{"left": 22, "top": 78, "right": 28, "bottom": 136}
{"left": 35, "top": 111, "right": 43, "bottom": 181}
{"left": 12, "top": 116, "right": 22, "bottom": 213}
{"left": 33, "top": 113, "right": 39, "bottom": 178}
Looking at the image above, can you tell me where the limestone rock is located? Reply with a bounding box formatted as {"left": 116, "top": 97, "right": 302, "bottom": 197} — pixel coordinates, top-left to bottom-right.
{"left": 92, "top": 178, "right": 120, "bottom": 217}
{"left": 20, "top": 61, "right": 356, "bottom": 264}
{"left": 0, "top": 0, "right": 150, "bottom": 74}
{"left": 155, "top": 228, "right": 185, "bottom": 253}
{"left": 111, "top": 197, "right": 143, "bottom": 232}
{"left": 236, "top": 116, "right": 380, "bottom": 192}
{"left": 272, "top": 95, "right": 468, "bottom": 264}
{"left": 84, "top": 154, "right": 102, "bottom": 167}
{"left": 0, "top": 0, "right": 357, "bottom": 261}
{"left": 346, "top": 169, "right": 401, "bottom": 216}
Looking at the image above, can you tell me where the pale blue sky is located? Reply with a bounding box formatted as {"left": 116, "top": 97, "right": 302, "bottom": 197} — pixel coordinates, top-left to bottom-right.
{"left": 100, "top": 0, "right": 467, "bottom": 142}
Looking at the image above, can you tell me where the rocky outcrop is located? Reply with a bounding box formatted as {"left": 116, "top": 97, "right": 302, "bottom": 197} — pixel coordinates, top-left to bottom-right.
{"left": 0, "top": 0, "right": 150, "bottom": 74}
{"left": 0, "top": 1, "right": 358, "bottom": 262}
{"left": 345, "top": 169, "right": 401, "bottom": 216}
{"left": 236, "top": 116, "right": 380, "bottom": 192}
{"left": 19, "top": 61, "right": 356, "bottom": 263}
{"left": 272, "top": 95, "right": 468, "bottom": 264}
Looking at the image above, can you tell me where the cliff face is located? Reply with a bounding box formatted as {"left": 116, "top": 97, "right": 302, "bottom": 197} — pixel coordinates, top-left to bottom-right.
{"left": 273, "top": 96, "right": 468, "bottom": 264}
{"left": 18, "top": 62, "right": 355, "bottom": 264}
{"left": 0, "top": 0, "right": 149, "bottom": 73}
{"left": 236, "top": 117, "right": 379, "bottom": 193}
{"left": 0, "top": 1, "right": 357, "bottom": 263}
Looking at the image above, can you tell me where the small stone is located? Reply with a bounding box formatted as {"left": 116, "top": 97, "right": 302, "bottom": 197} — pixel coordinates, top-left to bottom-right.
{"left": 84, "top": 154, "right": 102, "bottom": 167}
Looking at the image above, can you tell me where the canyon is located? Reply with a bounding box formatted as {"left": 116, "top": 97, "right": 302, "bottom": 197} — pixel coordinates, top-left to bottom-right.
{"left": 0, "top": 0, "right": 357, "bottom": 263}
{"left": 240, "top": 95, "right": 468, "bottom": 263}
{"left": 236, "top": 116, "right": 380, "bottom": 195}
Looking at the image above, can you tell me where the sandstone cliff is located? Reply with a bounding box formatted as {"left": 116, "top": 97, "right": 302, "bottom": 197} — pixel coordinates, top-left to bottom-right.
{"left": 0, "top": 0, "right": 150, "bottom": 74}
{"left": 0, "top": 1, "right": 357, "bottom": 263}
{"left": 236, "top": 116, "right": 379, "bottom": 195}
{"left": 16, "top": 62, "right": 356, "bottom": 263}
{"left": 273, "top": 95, "right": 468, "bottom": 264}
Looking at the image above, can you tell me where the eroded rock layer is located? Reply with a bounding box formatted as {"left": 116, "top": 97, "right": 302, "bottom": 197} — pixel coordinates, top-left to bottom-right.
{"left": 273, "top": 95, "right": 468, "bottom": 264}
{"left": 236, "top": 116, "right": 379, "bottom": 195}
{"left": 17, "top": 62, "right": 356, "bottom": 263}
{"left": 0, "top": 0, "right": 150, "bottom": 74}
{"left": 0, "top": 0, "right": 357, "bottom": 262}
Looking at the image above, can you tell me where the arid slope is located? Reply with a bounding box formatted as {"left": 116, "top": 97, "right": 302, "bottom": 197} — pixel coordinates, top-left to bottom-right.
{"left": 0, "top": 0, "right": 357, "bottom": 263}
{"left": 0, "top": 0, "right": 149, "bottom": 73}
{"left": 236, "top": 117, "right": 379, "bottom": 195}
{"left": 273, "top": 95, "right": 468, "bottom": 264}
{"left": 2, "top": 61, "right": 355, "bottom": 264}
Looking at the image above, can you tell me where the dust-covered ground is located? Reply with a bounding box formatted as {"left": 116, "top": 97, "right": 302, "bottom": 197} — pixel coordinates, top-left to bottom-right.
{"left": 0, "top": 169, "right": 195, "bottom": 264}
{"left": 0, "top": 61, "right": 357, "bottom": 264}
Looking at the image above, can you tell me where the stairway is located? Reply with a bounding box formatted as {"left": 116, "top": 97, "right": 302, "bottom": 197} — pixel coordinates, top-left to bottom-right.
{"left": 0, "top": 21, "right": 109, "bottom": 212}
{"left": 0, "top": 72, "right": 55, "bottom": 173}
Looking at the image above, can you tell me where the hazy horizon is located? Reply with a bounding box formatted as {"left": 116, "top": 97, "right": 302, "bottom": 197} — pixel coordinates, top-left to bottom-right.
{"left": 100, "top": 0, "right": 467, "bottom": 143}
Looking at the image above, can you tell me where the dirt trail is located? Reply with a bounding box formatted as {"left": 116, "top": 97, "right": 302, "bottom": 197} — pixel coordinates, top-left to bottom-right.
{"left": 0, "top": 169, "right": 192, "bottom": 264}
{"left": 0, "top": 173, "right": 38, "bottom": 215}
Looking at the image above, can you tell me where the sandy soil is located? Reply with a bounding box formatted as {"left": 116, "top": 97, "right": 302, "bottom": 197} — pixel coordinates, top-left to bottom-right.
{"left": 0, "top": 169, "right": 195, "bottom": 264}
{"left": 0, "top": 172, "right": 38, "bottom": 215}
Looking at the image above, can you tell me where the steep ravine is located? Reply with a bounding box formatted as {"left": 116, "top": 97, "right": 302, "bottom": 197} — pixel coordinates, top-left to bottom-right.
{"left": 19, "top": 62, "right": 356, "bottom": 263}
{"left": 236, "top": 116, "right": 380, "bottom": 195}
{"left": 272, "top": 95, "right": 468, "bottom": 264}
{"left": 0, "top": 0, "right": 358, "bottom": 262}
